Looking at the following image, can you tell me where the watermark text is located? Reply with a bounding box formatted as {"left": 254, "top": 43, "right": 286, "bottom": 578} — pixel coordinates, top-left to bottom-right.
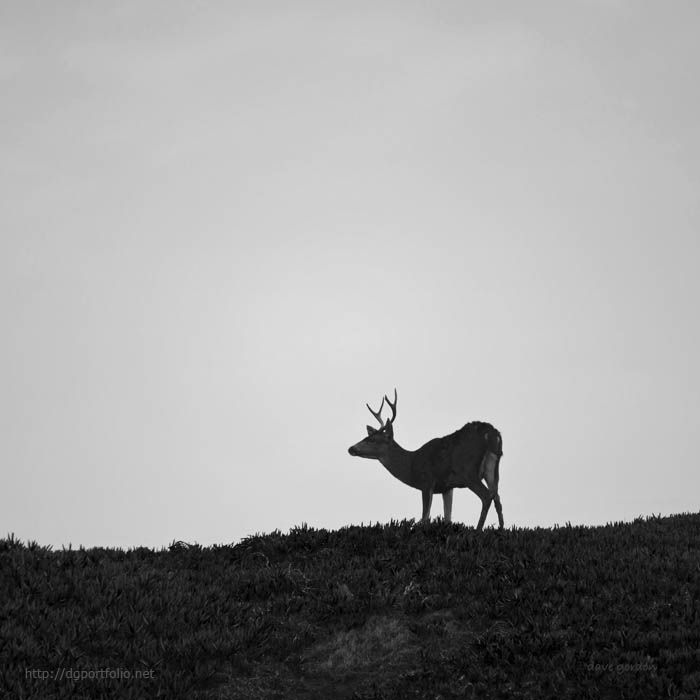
{"left": 26, "top": 668, "right": 155, "bottom": 682}
{"left": 586, "top": 662, "right": 657, "bottom": 675}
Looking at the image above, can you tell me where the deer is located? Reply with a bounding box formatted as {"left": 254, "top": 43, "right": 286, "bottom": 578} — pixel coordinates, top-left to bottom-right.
{"left": 348, "top": 389, "right": 503, "bottom": 530}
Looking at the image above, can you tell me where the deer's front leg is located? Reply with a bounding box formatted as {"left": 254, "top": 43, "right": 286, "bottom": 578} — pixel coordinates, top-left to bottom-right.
{"left": 421, "top": 488, "right": 433, "bottom": 523}
{"left": 442, "top": 489, "right": 453, "bottom": 523}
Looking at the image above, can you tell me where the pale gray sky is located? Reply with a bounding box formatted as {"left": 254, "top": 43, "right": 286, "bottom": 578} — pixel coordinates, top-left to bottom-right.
{"left": 2, "top": 1, "right": 699, "bottom": 548}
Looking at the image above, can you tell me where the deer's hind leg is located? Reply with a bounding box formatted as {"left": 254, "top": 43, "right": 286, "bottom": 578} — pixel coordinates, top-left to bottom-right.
{"left": 480, "top": 451, "right": 503, "bottom": 529}
{"left": 467, "top": 480, "right": 494, "bottom": 531}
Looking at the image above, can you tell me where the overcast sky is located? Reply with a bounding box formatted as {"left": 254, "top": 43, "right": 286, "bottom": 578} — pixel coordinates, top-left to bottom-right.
{"left": 2, "top": 1, "right": 699, "bottom": 548}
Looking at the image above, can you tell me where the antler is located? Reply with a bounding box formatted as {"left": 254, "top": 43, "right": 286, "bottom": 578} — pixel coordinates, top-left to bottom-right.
{"left": 366, "top": 396, "right": 385, "bottom": 427}
{"left": 385, "top": 388, "right": 397, "bottom": 424}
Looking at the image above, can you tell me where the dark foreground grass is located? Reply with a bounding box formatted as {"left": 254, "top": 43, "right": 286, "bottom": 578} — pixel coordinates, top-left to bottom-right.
{"left": 2, "top": 513, "right": 700, "bottom": 699}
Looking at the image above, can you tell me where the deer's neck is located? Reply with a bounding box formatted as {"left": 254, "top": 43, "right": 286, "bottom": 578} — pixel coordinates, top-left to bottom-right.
{"left": 379, "top": 442, "right": 416, "bottom": 488}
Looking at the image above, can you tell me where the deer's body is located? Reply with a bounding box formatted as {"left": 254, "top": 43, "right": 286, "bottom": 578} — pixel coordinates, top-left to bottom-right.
{"left": 410, "top": 421, "right": 502, "bottom": 493}
{"left": 348, "top": 391, "right": 504, "bottom": 530}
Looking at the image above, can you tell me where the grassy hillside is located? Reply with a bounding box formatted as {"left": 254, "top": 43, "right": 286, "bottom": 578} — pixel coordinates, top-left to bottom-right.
{"left": 2, "top": 513, "right": 700, "bottom": 699}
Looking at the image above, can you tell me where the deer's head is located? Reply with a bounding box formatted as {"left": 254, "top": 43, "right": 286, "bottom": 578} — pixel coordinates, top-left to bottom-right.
{"left": 348, "top": 389, "right": 397, "bottom": 460}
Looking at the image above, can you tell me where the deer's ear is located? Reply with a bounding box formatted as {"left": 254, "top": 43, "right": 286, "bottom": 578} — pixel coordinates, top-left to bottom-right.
{"left": 366, "top": 425, "right": 378, "bottom": 436}
{"left": 385, "top": 422, "right": 394, "bottom": 439}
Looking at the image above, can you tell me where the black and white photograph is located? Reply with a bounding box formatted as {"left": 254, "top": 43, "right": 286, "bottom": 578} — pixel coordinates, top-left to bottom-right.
{"left": 2, "top": 2, "right": 699, "bottom": 698}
